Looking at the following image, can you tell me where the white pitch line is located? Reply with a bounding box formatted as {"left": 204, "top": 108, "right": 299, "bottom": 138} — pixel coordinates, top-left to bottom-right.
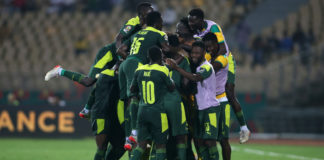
{"left": 232, "top": 146, "right": 323, "bottom": 160}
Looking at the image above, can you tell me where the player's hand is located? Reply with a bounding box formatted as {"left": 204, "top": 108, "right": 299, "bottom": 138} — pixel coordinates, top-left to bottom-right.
{"left": 165, "top": 58, "right": 177, "bottom": 69}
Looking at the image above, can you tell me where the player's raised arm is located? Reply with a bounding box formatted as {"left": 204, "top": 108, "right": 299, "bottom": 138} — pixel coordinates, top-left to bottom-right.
{"left": 166, "top": 58, "right": 203, "bottom": 82}
{"left": 116, "top": 43, "right": 129, "bottom": 60}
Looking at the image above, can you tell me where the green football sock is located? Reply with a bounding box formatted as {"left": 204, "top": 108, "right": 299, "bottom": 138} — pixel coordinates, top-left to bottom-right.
{"left": 235, "top": 110, "right": 247, "bottom": 126}
{"left": 85, "top": 87, "right": 96, "bottom": 110}
{"left": 208, "top": 146, "right": 219, "bottom": 160}
{"left": 130, "top": 147, "right": 144, "bottom": 160}
{"left": 177, "top": 143, "right": 187, "bottom": 160}
{"left": 94, "top": 149, "right": 106, "bottom": 160}
{"left": 124, "top": 105, "right": 131, "bottom": 137}
{"left": 130, "top": 98, "right": 139, "bottom": 131}
{"left": 198, "top": 146, "right": 209, "bottom": 160}
{"left": 156, "top": 148, "right": 167, "bottom": 160}
{"left": 61, "top": 69, "right": 86, "bottom": 83}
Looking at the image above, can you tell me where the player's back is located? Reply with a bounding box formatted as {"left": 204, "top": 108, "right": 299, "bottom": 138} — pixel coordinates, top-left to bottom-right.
{"left": 135, "top": 64, "right": 171, "bottom": 106}
{"left": 127, "top": 26, "right": 167, "bottom": 64}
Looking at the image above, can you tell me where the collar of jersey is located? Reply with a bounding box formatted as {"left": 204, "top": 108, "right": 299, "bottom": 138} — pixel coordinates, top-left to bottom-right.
{"left": 144, "top": 26, "right": 166, "bottom": 36}
{"left": 136, "top": 63, "right": 169, "bottom": 76}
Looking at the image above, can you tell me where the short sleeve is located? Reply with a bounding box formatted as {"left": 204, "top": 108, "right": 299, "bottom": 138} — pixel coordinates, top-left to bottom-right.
{"left": 197, "top": 64, "right": 212, "bottom": 80}
{"left": 119, "top": 17, "right": 140, "bottom": 37}
{"left": 214, "top": 55, "right": 228, "bottom": 68}
{"left": 210, "top": 25, "right": 225, "bottom": 43}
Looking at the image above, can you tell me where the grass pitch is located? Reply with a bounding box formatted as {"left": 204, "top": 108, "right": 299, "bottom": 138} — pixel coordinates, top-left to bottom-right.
{"left": 0, "top": 138, "right": 323, "bottom": 160}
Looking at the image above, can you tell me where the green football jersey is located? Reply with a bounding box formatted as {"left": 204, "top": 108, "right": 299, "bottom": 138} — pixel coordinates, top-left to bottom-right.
{"left": 88, "top": 43, "right": 118, "bottom": 78}
{"left": 169, "top": 57, "right": 191, "bottom": 92}
{"left": 131, "top": 64, "right": 173, "bottom": 106}
{"left": 124, "top": 26, "right": 168, "bottom": 64}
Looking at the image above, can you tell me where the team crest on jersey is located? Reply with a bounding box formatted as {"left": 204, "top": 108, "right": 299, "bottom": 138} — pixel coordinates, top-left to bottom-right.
{"left": 123, "top": 26, "right": 132, "bottom": 33}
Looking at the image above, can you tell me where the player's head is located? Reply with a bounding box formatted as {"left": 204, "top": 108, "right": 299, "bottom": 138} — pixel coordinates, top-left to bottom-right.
{"left": 146, "top": 11, "right": 163, "bottom": 30}
{"left": 176, "top": 17, "right": 194, "bottom": 41}
{"left": 188, "top": 8, "right": 204, "bottom": 32}
{"left": 137, "top": 2, "right": 154, "bottom": 26}
{"left": 190, "top": 41, "right": 206, "bottom": 65}
{"left": 148, "top": 46, "right": 163, "bottom": 64}
{"left": 164, "top": 34, "right": 180, "bottom": 58}
{"left": 202, "top": 32, "right": 219, "bottom": 55}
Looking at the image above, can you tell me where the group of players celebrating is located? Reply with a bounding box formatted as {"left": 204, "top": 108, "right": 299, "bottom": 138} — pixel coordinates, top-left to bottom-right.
{"left": 44, "top": 2, "right": 251, "bottom": 160}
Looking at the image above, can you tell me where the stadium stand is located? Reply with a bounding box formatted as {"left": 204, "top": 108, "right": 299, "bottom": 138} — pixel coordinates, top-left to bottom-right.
{"left": 0, "top": 0, "right": 322, "bottom": 108}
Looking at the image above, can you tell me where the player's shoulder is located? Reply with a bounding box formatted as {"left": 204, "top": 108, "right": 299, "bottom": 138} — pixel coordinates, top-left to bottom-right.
{"left": 206, "top": 20, "right": 222, "bottom": 33}
{"left": 179, "top": 56, "right": 190, "bottom": 67}
{"left": 144, "top": 26, "right": 166, "bottom": 37}
{"left": 215, "top": 54, "right": 228, "bottom": 68}
{"left": 125, "top": 16, "right": 140, "bottom": 26}
{"left": 200, "top": 61, "right": 213, "bottom": 72}
{"left": 137, "top": 64, "right": 169, "bottom": 76}
{"left": 152, "top": 64, "right": 169, "bottom": 76}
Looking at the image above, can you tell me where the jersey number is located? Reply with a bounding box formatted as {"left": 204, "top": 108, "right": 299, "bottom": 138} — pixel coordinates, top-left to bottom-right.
{"left": 142, "top": 81, "right": 155, "bottom": 104}
{"left": 130, "top": 37, "right": 144, "bottom": 55}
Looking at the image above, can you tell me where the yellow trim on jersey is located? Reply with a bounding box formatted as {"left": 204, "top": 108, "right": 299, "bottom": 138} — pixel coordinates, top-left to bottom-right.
{"left": 96, "top": 119, "right": 105, "bottom": 134}
{"left": 225, "top": 104, "right": 230, "bottom": 127}
{"left": 117, "top": 100, "right": 124, "bottom": 124}
{"left": 125, "top": 16, "right": 140, "bottom": 26}
{"left": 209, "top": 113, "right": 217, "bottom": 128}
{"left": 144, "top": 26, "right": 166, "bottom": 36}
{"left": 101, "top": 69, "right": 115, "bottom": 76}
{"left": 200, "top": 64, "right": 211, "bottom": 72}
{"left": 161, "top": 113, "right": 168, "bottom": 133}
{"left": 215, "top": 55, "right": 228, "bottom": 68}
{"left": 181, "top": 102, "right": 186, "bottom": 124}
{"left": 136, "top": 64, "right": 169, "bottom": 76}
{"left": 216, "top": 92, "right": 226, "bottom": 99}
{"left": 205, "top": 53, "right": 212, "bottom": 61}
{"left": 228, "top": 52, "right": 235, "bottom": 74}
{"left": 94, "top": 50, "right": 113, "bottom": 69}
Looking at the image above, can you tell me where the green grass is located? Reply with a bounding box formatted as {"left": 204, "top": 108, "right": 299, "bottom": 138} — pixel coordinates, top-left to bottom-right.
{"left": 0, "top": 138, "right": 323, "bottom": 160}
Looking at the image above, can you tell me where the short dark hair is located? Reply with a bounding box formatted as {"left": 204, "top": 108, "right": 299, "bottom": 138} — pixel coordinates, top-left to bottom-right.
{"left": 168, "top": 34, "right": 180, "bottom": 47}
{"left": 189, "top": 8, "right": 204, "bottom": 20}
{"left": 202, "top": 32, "right": 218, "bottom": 42}
{"left": 148, "top": 46, "right": 162, "bottom": 62}
{"left": 192, "top": 41, "right": 206, "bottom": 51}
{"left": 146, "top": 11, "right": 161, "bottom": 26}
{"left": 136, "top": 2, "right": 152, "bottom": 15}
{"left": 179, "top": 17, "right": 191, "bottom": 30}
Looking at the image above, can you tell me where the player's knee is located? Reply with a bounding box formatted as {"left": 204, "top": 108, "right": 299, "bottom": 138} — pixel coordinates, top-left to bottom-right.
{"left": 139, "top": 141, "right": 148, "bottom": 149}
{"left": 220, "top": 138, "right": 230, "bottom": 147}
{"left": 176, "top": 135, "right": 187, "bottom": 144}
{"left": 204, "top": 140, "right": 217, "bottom": 147}
{"left": 155, "top": 143, "right": 166, "bottom": 149}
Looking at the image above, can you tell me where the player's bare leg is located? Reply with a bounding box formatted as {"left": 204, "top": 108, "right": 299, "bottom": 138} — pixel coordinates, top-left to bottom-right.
{"left": 220, "top": 138, "right": 231, "bottom": 160}
{"left": 94, "top": 134, "right": 109, "bottom": 160}
{"left": 225, "top": 83, "right": 251, "bottom": 143}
